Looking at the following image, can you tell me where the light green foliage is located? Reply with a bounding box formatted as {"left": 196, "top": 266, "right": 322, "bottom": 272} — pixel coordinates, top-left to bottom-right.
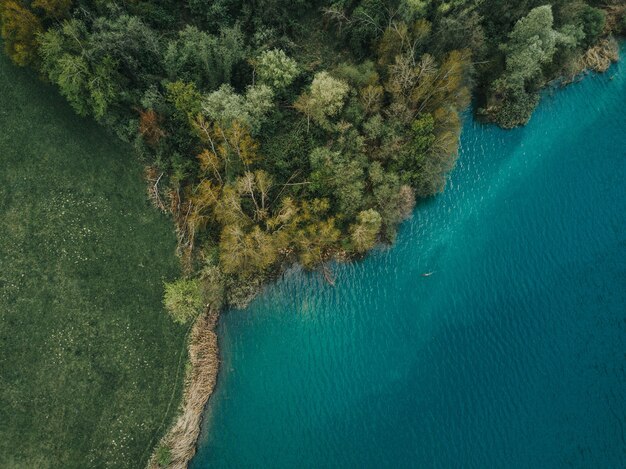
{"left": 255, "top": 48, "right": 299, "bottom": 89}
{"left": 503, "top": 6, "right": 559, "bottom": 83}
{"left": 488, "top": 5, "right": 576, "bottom": 128}
{"left": 244, "top": 84, "right": 275, "bottom": 125}
{"left": 39, "top": 14, "right": 160, "bottom": 119}
{"left": 558, "top": 23, "right": 585, "bottom": 50}
{"left": 308, "top": 71, "right": 349, "bottom": 117}
{"left": 163, "top": 278, "right": 205, "bottom": 323}
{"left": 295, "top": 71, "right": 350, "bottom": 129}
{"left": 350, "top": 209, "right": 382, "bottom": 253}
{"left": 333, "top": 61, "right": 378, "bottom": 87}
{"left": 42, "top": 43, "right": 120, "bottom": 119}
{"left": 166, "top": 80, "right": 202, "bottom": 117}
{"left": 404, "top": 0, "right": 430, "bottom": 17}
{"left": 202, "top": 83, "right": 274, "bottom": 132}
{"left": 369, "top": 163, "right": 416, "bottom": 239}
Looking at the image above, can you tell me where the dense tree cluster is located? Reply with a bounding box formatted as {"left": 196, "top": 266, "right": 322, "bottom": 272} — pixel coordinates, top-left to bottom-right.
{"left": 1, "top": 0, "right": 622, "bottom": 310}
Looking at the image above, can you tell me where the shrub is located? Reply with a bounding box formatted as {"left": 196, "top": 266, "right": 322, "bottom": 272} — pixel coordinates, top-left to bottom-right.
{"left": 155, "top": 444, "right": 172, "bottom": 467}
{"left": 163, "top": 278, "right": 204, "bottom": 323}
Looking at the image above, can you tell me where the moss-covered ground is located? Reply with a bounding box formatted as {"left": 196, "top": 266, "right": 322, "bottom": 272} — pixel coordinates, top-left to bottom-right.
{"left": 0, "top": 53, "right": 186, "bottom": 468}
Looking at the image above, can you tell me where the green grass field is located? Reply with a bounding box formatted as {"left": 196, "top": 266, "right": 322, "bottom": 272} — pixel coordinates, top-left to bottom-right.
{"left": 0, "top": 53, "right": 187, "bottom": 468}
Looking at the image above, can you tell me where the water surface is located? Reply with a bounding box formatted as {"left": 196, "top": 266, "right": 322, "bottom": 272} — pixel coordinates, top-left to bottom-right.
{"left": 193, "top": 48, "right": 626, "bottom": 468}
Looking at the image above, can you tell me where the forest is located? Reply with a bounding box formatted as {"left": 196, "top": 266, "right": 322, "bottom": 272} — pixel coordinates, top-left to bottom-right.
{"left": 1, "top": 0, "right": 624, "bottom": 315}
{"left": 1, "top": 1, "right": 625, "bottom": 468}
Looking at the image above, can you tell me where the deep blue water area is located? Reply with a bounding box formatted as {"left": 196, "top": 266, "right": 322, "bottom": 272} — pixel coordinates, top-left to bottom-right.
{"left": 193, "top": 47, "right": 626, "bottom": 468}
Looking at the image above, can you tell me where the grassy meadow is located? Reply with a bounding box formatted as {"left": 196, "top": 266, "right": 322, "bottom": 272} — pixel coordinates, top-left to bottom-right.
{"left": 0, "top": 53, "right": 186, "bottom": 467}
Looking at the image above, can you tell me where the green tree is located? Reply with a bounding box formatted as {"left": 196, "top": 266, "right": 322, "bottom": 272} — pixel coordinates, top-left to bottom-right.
{"left": 579, "top": 5, "right": 605, "bottom": 48}
{"left": 309, "top": 147, "right": 365, "bottom": 218}
{"left": 487, "top": 5, "right": 570, "bottom": 127}
{"left": 39, "top": 20, "right": 122, "bottom": 119}
{"left": 89, "top": 14, "right": 163, "bottom": 88}
{"left": 202, "top": 84, "right": 273, "bottom": 133}
{"left": 255, "top": 48, "right": 299, "bottom": 90}
{"left": 163, "top": 278, "right": 205, "bottom": 323}
{"left": 166, "top": 80, "right": 202, "bottom": 118}
{"left": 369, "top": 163, "right": 415, "bottom": 239}
{"left": 294, "top": 71, "right": 350, "bottom": 130}
{"left": 219, "top": 224, "right": 277, "bottom": 276}
{"left": 164, "top": 25, "right": 244, "bottom": 89}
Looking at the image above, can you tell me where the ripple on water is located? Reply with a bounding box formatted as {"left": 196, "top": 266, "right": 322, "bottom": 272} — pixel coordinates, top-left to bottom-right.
{"left": 193, "top": 49, "right": 626, "bottom": 468}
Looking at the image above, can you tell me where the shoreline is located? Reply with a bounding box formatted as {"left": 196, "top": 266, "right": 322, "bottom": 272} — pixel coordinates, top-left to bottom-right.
{"left": 147, "top": 35, "right": 625, "bottom": 469}
{"left": 147, "top": 309, "right": 220, "bottom": 469}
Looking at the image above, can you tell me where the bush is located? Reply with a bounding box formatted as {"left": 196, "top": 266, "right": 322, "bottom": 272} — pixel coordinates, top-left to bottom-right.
{"left": 163, "top": 278, "right": 204, "bottom": 323}
{"left": 489, "top": 79, "right": 539, "bottom": 129}
{"left": 155, "top": 444, "right": 172, "bottom": 467}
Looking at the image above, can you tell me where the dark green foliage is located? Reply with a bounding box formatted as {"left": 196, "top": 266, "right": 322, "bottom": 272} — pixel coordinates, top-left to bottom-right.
{"left": 489, "top": 79, "right": 539, "bottom": 128}
{"left": 579, "top": 5, "right": 606, "bottom": 48}
{"left": 0, "top": 0, "right": 619, "bottom": 462}
{"left": 186, "top": 0, "right": 238, "bottom": 30}
{"left": 38, "top": 13, "right": 163, "bottom": 120}
{"left": 164, "top": 25, "right": 245, "bottom": 90}
{"left": 309, "top": 147, "right": 366, "bottom": 218}
{"left": 481, "top": 4, "right": 594, "bottom": 127}
{"left": 396, "top": 114, "right": 437, "bottom": 186}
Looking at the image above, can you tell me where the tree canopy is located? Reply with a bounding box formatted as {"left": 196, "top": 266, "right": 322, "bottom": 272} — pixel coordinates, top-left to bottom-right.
{"left": 0, "top": 0, "right": 620, "bottom": 310}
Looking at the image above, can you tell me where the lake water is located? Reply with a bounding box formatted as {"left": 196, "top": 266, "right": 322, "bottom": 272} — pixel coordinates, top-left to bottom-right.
{"left": 192, "top": 47, "right": 626, "bottom": 468}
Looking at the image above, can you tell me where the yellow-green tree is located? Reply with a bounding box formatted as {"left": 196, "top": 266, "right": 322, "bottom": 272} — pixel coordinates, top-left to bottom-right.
{"left": 32, "top": 0, "right": 72, "bottom": 19}
{"left": 294, "top": 71, "right": 350, "bottom": 130}
{"left": 350, "top": 209, "right": 382, "bottom": 253}
{"left": 163, "top": 278, "right": 204, "bottom": 324}
{"left": 0, "top": 1, "right": 42, "bottom": 66}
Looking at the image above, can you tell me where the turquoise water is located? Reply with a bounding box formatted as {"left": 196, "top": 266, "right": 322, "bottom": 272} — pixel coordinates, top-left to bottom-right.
{"left": 193, "top": 50, "right": 626, "bottom": 468}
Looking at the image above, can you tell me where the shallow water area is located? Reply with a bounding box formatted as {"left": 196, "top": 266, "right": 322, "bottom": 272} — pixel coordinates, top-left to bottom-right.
{"left": 193, "top": 45, "right": 626, "bottom": 468}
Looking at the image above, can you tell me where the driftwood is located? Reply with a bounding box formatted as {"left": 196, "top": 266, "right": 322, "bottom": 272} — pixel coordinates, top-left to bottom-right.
{"left": 145, "top": 167, "right": 167, "bottom": 212}
{"left": 147, "top": 309, "right": 219, "bottom": 469}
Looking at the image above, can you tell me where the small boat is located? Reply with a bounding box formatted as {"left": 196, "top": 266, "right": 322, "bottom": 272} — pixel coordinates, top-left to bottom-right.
{"left": 421, "top": 271, "right": 435, "bottom": 277}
